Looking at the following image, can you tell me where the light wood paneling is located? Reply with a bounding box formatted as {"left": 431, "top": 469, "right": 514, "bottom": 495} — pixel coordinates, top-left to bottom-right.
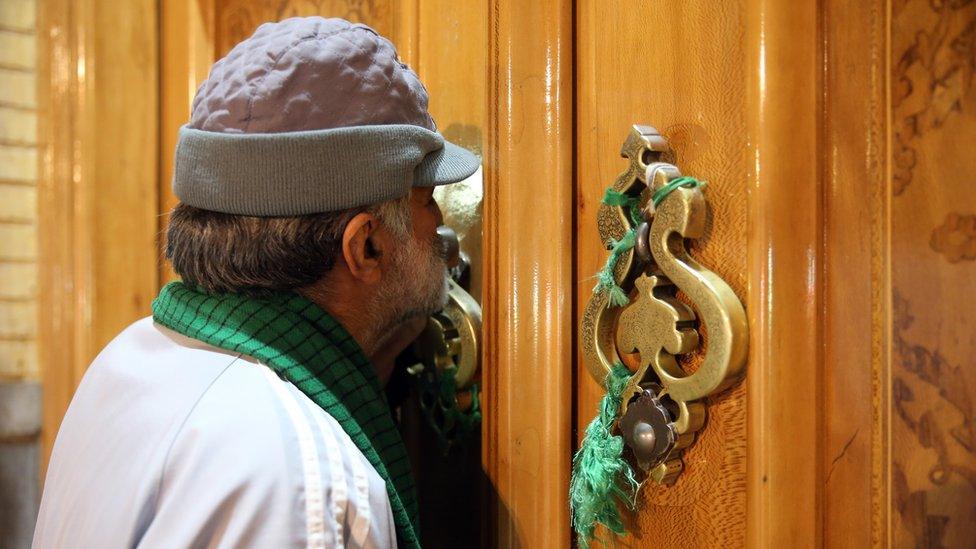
{"left": 413, "top": 4, "right": 489, "bottom": 545}
{"left": 822, "top": 0, "right": 890, "bottom": 546}
{"left": 37, "top": 0, "right": 76, "bottom": 470}
{"left": 392, "top": 0, "right": 417, "bottom": 65}
{"left": 575, "top": 1, "right": 749, "bottom": 545}
{"left": 160, "top": 0, "right": 215, "bottom": 284}
{"left": 483, "top": 0, "right": 574, "bottom": 546}
{"left": 743, "top": 1, "right": 822, "bottom": 546}
{"left": 214, "top": 0, "right": 398, "bottom": 58}
{"left": 413, "top": 0, "right": 486, "bottom": 301}
{"left": 89, "top": 1, "right": 159, "bottom": 350}
{"left": 38, "top": 0, "right": 159, "bottom": 471}
{"left": 414, "top": 0, "right": 486, "bottom": 155}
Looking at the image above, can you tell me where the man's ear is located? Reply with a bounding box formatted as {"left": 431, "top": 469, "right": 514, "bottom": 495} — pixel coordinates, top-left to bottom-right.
{"left": 341, "top": 212, "right": 384, "bottom": 284}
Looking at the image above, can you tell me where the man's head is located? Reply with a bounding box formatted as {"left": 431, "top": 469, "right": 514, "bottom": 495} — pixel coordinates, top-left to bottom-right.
{"left": 165, "top": 17, "right": 478, "bottom": 355}
{"left": 167, "top": 186, "right": 448, "bottom": 354}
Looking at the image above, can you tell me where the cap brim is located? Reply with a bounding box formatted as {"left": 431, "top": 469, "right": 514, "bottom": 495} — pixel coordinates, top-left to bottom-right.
{"left": 414, "top": 139, "right": 481, "bottom": 187}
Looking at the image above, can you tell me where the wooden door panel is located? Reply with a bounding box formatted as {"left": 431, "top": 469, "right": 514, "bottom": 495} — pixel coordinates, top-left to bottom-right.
{"left": 39, "top": 0, "right": 161, "bottom": 470}
{"left": 41, "top": 0, "right": 976, "bottom": 545}
{"left": 889, "top": 1, "right": 976, "bottom": 545}
{"left": 574, "top": 0, "right": 976, "bottom": 547}
{"left": 215, "top": 0, "right": 398, "bottom": 57}
{"left": 575, "top": 1, "right": 749, "bottom": 546}
{"left": 822, "top": 0, "right": 888, "bottom": 545}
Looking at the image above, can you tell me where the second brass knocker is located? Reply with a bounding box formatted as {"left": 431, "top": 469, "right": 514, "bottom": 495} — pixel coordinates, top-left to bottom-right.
{"left": 571, "top": 125, "right": 748, "bottom": 547}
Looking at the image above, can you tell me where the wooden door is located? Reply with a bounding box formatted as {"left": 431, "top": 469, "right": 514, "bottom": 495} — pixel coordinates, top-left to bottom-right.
{"left": 575, "top": 1, "right": 752, "bottom": 544}
{"left": 39, "top": 0, "right": 976, "bottom": 546}
{"left": 573, "top": 1, "right": 976, "bottom": 547}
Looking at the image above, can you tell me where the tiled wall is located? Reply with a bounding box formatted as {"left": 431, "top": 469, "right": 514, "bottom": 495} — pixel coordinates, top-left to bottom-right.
{"left": 0, "top": 0, "right": 38, "bottom": 380}
{"left": 0, "top": 0, "right": 41, "bottom": 546}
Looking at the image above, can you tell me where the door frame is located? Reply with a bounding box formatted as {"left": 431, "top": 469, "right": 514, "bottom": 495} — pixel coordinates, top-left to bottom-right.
{"left": 37, "top": 0, "right": 160, "bottom": 474}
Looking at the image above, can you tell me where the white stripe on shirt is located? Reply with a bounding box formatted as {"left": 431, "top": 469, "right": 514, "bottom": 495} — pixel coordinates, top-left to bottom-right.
{"left": 259, "top": 366, "right": 329, "bottom": 548}
{"left": 342, "top": 435, "right": 373, "bottom": 547}
{"left": 296, "top": 388, "right": 353, "bottom": 546}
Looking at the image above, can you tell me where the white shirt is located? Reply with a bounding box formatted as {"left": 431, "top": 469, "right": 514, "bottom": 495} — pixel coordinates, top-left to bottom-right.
{"left": 34, "top": 317, "right": 397, "bottom": 549}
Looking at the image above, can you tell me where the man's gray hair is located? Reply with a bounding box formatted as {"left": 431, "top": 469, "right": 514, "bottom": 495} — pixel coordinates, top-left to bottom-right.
{"left": 165, "top": 196, "right": 411, "bottom": 296}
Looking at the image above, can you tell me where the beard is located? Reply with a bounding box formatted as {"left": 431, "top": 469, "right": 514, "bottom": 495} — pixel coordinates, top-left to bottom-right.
{"left": 366, "top": 231, "right": 450, "bottom": 350}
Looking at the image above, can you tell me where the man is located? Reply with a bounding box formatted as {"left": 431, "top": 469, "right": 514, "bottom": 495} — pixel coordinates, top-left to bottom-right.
{"left": 33, "top": 17, "right": 479, "bottom": 549}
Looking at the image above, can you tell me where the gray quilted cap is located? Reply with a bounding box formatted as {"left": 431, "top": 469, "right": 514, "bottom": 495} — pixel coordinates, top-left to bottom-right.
{"left": 173, "top": 16, "right": 480, "bottom": 216}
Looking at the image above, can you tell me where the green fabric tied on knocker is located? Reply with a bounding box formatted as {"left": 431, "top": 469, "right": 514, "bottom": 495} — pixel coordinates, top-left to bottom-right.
{"left": 573, "top": 175, "right": 707, "bottom": 546}
{"left": 152, "top": 282, "right": 422, "bottom": 549}
{"left": 416, "top": 362, "right": 482, "bottom": 454}
{"left": 591, "top": 177, "right": 707, "bottom": 309}
{"left": 570, "top": 363, "right": 639, "bottom": 548}
{"left": 592, "top": 188, "right": 644, "bottom": 308}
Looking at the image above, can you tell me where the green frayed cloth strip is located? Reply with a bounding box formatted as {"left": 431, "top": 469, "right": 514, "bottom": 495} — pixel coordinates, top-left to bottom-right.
{"left": 592, "top": 177, "right": 706, "bottom": 308}
{"left": 152, "top": 282, "right": 421, "bottom": 548}
{"left": 573, "top": 176, "right": 707, "bottom": 546}
{"left": 417, "top": 362, "right": 482, "bottom": 454}
{"left": 570, "top": 363, "right": 639, "bottom": 548}
{"left": 601, "top": 188, "right": 635, "bottom": 208}
{"left": 591, "top": 190, "right": 642, "bottom": 306}
{"left": 593, "top": 231, "right": 638, "bottom": 308}
{"left": 651, "top": 175, "right": 707, "bottom": 206}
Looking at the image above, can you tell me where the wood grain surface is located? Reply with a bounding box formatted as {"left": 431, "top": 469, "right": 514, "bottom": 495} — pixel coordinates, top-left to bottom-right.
{"left": 822, "top": 0, "right": 890, "bottom": 546}
{"left": 215, "top": 0, "right": 397, "bottom": 57}
{"left": 38, "top": 0, "right": 160, "bottom": 473}
{"left": 743, "top": 1, "right": 824, "bottom": 547}
{"left": 575, "top": 1, "right": 749, "bottom": 546}
{"left": 483, "top": 0, "right": 574, "bottom": 547}
{"left": 38, "top": 1, "right": 976, "bottom": 545}
{"left": 889, "top": 1, "right": 976, "bottom": 546}
{"left": 159, "top": 0, "right": 215, "bottom": 285}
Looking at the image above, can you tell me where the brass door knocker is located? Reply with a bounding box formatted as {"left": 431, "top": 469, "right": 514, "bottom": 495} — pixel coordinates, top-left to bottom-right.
{"left": 579, "top": 125, "right": 747, "bottom": 485}
{"left": 409, "top": 227, "right": 482, "bottom": 452}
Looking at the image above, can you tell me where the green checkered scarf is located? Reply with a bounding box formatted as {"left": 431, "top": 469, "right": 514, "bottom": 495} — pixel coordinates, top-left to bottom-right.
{"left": 152, "top": 282, "right": 420, "bottom": 548}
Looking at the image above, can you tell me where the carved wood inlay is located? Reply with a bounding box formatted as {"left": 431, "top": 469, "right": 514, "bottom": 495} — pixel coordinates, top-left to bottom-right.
{"left": 891, "top": 5, "right": 976, "bottom": 545}
{"left": 892, "top": 0, "right": 976, "bottom": 195}
{"left": 891, "top": 291, "right": 976, "bottom": 546}
{"left": 930, "top": 212, "right": 976, "bottom": 263}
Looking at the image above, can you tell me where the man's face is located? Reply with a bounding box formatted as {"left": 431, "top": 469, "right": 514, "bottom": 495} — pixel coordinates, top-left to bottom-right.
{"left": 408, "top": 187, "right": 444, "bottom": 253}
{"left": 374, "top": 187, "right": 449, "bottom": 329}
